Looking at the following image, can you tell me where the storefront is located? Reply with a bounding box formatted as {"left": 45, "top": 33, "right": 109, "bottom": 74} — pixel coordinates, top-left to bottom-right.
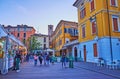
{"left": 0, "top": 25, "right": 8, "bottom": 74}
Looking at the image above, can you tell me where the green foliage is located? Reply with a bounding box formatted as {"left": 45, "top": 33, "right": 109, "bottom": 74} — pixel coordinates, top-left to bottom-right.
{"left": 29, "top": 36, "right": 41, "bottom": 51}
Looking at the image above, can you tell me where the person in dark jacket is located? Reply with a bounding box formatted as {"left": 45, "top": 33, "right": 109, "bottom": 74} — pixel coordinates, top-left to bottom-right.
{"left": 61, "top": 53, "right": 66, "bottom": 68}
{"left": 38, "top": 54, "right": 43, "bottom": 65}
{"left": 15, "top": 53, "right": 21, "bottom": 72}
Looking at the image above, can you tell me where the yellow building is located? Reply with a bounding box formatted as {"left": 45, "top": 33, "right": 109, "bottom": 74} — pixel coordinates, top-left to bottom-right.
{"left": 51, "top": 20, "right": 78, "bottom": 56}
{"left": 73, "top": 0, "right": 120, "bottom": 63}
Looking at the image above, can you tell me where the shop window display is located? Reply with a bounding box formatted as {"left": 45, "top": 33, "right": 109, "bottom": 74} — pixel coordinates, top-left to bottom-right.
{"left": 0, "top": 42, "right": 4, "bottom": 58}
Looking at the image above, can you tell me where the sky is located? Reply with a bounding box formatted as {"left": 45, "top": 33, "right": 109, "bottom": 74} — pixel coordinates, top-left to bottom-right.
{"left": 0, "top": 0, "right": 78, "bottom": 34}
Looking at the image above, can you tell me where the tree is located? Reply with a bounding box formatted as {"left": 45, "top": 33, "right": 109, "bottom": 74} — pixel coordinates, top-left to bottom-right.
{"left": 29, "top": 36, "right": 41, "bottom": 53}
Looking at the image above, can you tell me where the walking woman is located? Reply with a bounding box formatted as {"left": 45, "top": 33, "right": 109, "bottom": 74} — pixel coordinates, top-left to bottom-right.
{"left": 34, "top": 54, "right": 38, "bottom": 66}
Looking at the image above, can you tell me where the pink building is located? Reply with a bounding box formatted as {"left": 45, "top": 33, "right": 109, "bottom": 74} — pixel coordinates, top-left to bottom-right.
{"left": 4, "top": 25, "right": 36, "bottom": 48}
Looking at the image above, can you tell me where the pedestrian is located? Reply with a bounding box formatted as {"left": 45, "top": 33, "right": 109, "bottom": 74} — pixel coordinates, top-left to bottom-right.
{"left": 43, "top": 53, "right": 47, "bottom": 65}
{"left": 61, "top": 53, "right": 66, "bottom": 68}
{"left": 29, "top": 54, "right": 33, "bottom": 63}
{"left": 15, "top": 52, "right": 21, "bottom": 72}
{"left": 46, "top": 54, "right": 50, "bottom": 66}
{"left": 38, "top": 54, "right": 43, "bottom": 65}
{"left": 51, "top": 55, "right": 55, "bottom": 65}
{"left": 33, "top": 54, "right": 38, "bottom": 66}
{"left": 26, "top": 53, "right": 30, "bottom": 62}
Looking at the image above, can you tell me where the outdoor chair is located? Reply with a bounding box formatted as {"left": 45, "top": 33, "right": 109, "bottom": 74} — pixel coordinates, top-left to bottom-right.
{"left": 106, "top": 61, "right": 112, "bottom": 69}
{"left": 94, "top": 58, "right": 105, "bottom": 67}
{"left": 97, "top": 58, "right": 105, "bottom": 67}
{"left": 112, "top": 60, "right": 120, "bottom": 69}
{"left": 106, "top": 60, "right": 120, "bottom": 70}
{"left": 94, "top": 58, "right": 99, "bottom": 66}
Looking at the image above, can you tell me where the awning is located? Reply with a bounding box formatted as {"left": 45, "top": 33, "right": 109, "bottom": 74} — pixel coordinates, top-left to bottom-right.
{"left": 0, "top": 25, "right": 7, "bottom": 38}
{"left": 8, "top": 34, "right": 25, "bottom": 47}
{"left": 64, "top": 40, "right": 79, "bottom": 47}
{"left": 44, "top": 48, "right": 54, "bottom": 52}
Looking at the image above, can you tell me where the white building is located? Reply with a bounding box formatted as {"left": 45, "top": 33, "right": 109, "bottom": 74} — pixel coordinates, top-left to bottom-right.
{"left": 32, "top": 33, "right": 49, "bottom": 50}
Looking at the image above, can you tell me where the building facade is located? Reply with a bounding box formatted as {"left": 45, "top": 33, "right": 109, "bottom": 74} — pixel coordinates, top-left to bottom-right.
{"left": 32, "top": 33, "right": 49, "bottom": 50}
{"left": 48, "top": 25, "right": 54, "bottom": 36}
{"left": 73, "top": 0, "right": 120, "bottom": 63}
{"left": 51, "top": 20, "right": 78, "bottom": 56}
{"left": 4, "top": 25, "right": 35, "bottom": 48}
{"left": 48, "top": 25, "right": 54, "bottom": 49}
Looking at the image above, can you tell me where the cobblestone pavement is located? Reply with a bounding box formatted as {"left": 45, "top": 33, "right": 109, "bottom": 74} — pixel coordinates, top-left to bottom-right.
{"left": 0, "top": 61, "right": 119, "bottom": 79}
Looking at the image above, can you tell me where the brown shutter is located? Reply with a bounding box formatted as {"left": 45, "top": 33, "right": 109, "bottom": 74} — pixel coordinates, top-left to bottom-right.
{"left": 111, "top": 0, "right": 116, "bottom": 5}
{"left": 93, "top": 43, "right": 98, "bottom": 57}
{"left": 113, "top": 18, "right": 118, "bottom": 31}
{"left": 80, "top": 11, "right": 82, "bottom": 19}
{"left": 82, "top": 27, "right": 85, "bottom": 38}
{"left": 92, "top": 22, "right": 96, "bottom": 34}
{"left": 84, "top": 8, "right": 86, "bottom": 16}
{"left": 91, "top": 0, "right": 94, "bottom": 11}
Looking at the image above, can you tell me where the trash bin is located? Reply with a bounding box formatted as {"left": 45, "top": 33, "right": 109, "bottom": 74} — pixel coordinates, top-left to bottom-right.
{"left": 69, "top": 56, "right": 74, "bottom": 68}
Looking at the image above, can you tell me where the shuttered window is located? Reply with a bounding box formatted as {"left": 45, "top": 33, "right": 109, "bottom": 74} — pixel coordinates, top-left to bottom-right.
{"left": 80, "top": 8, "right": 86, "bottom": 19}
{"left": 113, "top": 18, "right": 118, "bottom": 31}
{"left": 112, "top": 15, "right": 119, "bottom": 32}
{"left": 90, "top": 0, "right": 95, "bottom": 11}
{"left": 82, "top": 25, "right": 86, "bottom": 38}
{"left": 93, "top": 43, "right": 98, "bottom": 57}
{"left": 92, "top": 21, "right": 97, "bottom": 34}
{"left": 111, "top": 0, "right": 116, "bottom": 6}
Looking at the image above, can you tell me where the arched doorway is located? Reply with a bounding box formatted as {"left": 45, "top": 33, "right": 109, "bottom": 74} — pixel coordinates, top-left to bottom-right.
{"left": 74, "top": 47, "right": 78, "bottom": 62}
{"left": 60, "top": 50, "right": 62, "bottom": 56}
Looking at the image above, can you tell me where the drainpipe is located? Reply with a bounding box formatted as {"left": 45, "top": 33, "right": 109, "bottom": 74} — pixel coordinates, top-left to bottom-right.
{"left": 106, "top": 0, "right": 113, "bottom": 63}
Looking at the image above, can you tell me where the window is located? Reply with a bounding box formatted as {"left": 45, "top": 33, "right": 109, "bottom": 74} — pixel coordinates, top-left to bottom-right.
{"left": 68, "top": 28, "right": 73, "bottom": 36}
{"left": 80, "top": 7, "right": 86, "bottom": 19}
{"left": 64, "top": 28, "right": 67, "bottom": 33}
{"left": 82, "top": 24, "right": 86, "bottom": 38}
{"left": 112, "top": 15, "right": 120, "bottom": 32}
{"left": 44, "top": 44, "right": 46, "bottom": 49}
{"left": 44, "top": 37, "right": 46, "bottom": 42}
{"left": 23, "top": 39, "right": 26, "bottom": 44}
{"left": 76, "top": 30, "right": 78, "bottom": 35}
{"left": 91, "top": 19, "right": 97, "bottom": 34}
{"left": 17, "top": 33, "right": 20, "bottom": 37}
{"left": 93, "top": 43, "right": 98, "bottom": 57}
{"left": 111, "top": 0, "right": 117, "bottom": 6}
{"left": 24, "top": 27, "right": 26, "bottom": 32}
{"left": 90, "top": 0, "right": 95, "bottom": 11}
{"left": 24, "top": 33, "right": 26, "bottom": 37}
{"left": 18, "top": 27, "right": 20, "bottom": 32}
{"left": 59, "top": 40, "right": 62, "bottom": 45}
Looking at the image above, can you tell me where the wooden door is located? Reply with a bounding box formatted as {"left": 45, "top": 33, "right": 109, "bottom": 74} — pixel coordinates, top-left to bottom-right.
{"left": 84, "top": 45, "right": 86, "bottom": 62}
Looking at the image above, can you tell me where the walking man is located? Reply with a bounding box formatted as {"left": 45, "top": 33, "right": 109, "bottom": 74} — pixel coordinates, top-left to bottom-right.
{"left": 61, "top": 53, "right": 66, "bottom": 68}
{"left": 38, "top": 54, "right": 43, "bottom": 65}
